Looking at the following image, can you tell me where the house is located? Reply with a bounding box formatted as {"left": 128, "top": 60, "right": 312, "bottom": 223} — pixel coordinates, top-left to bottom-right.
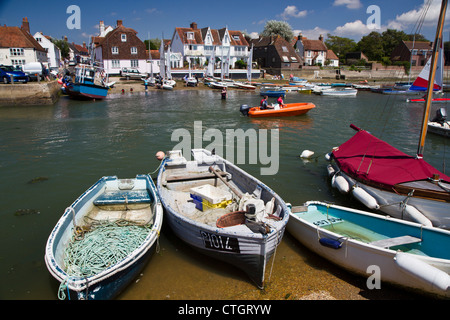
{"left": 391, "top": 41, "right": 433, "bottom": 66}
{"left": 33, "top": 32, "right": 61, "bottom": 69}
{"left": 326, "top": 50, "right": 339, "bottom": 67}
{"left": 91, "top": 20, "right": 148, "bottom": 75}
{"left": 170, "top": 22, "right": 249, "bottom": 69}
{"left": 295, "top": 34, "right": 327, "bottom": 66}
{"left": 68, "top": 41, "right": 89, "bottom": 64}
{"left": 250, "top": 35, "right": 302, "bottom": 73}
{"left": 0, "top": 17, "right": 47, "bottom": 67}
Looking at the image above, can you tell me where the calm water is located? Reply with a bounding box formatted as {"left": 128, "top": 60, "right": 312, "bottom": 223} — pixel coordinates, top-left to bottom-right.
{"left": 1, "top": 87, "right": 448, "bottom": 300}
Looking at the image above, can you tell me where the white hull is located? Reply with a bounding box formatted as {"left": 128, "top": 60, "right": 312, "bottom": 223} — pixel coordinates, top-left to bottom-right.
{"left": 287, "top": 201, "right": 450, "bottom": 298}
{"left": 328, "top": 163, "right": 450, "bottom": 229}
{"left": 428, "top": 121, "right": 450, "bottom": 137}
{"left": 320, "top": 88, "right": 357, "bottom": 96}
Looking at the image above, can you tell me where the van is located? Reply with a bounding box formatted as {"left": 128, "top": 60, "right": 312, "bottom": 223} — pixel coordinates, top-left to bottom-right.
{"left": 22, "top": 62, "right": 44, "bottom": 81}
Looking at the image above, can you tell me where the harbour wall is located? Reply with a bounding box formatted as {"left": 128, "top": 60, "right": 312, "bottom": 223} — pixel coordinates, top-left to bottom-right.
{"left": 0, "top": 80, "right": 61, "bottom": 106}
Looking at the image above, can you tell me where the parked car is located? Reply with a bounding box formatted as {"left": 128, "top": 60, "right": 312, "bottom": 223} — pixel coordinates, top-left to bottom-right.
{"left": 22, "top": 62, "right": 44, "bottom": 81}
{"left": 0, "top": 65, "right": 29, "bottom": 84}
{"left": 120, "top": 68, "right": 148, "bottom": 80}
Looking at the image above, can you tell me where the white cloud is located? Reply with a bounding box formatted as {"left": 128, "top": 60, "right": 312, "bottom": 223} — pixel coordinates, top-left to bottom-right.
{"left": 280, "top": 6, "right": 308, "bottom": 20}
{"left": 333, "top": 0, "right": 362, "bottom": 9}
{"left": 333, "top": 20, "right": 386, "bottom": 38}
{"left": 294, "top": 27, "right": 330, "bottom": 40}
{"left": 249, "top": 32, "right": 260, "bottom": 39}
{"left": 390, "top": 0, "right": 450, "bottom": 30}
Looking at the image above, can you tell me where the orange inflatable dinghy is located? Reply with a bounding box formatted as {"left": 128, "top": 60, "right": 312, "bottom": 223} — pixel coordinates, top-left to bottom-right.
{"left": 241, "top": 102, "right": 315, "bottom": 117}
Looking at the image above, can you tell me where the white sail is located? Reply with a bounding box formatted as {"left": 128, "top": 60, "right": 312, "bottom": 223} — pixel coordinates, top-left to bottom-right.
{"left": 247, "top": 44, "right": 253, "bottom": 82}
{"left": 410, "top": 40, "right": 443, "bottom": 91}
{"left": 159, "top": 37, "right": 165, "bottom": 79}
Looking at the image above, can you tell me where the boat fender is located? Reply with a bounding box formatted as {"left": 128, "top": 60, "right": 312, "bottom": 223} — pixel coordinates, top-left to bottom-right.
{"left": 327, "top": 164, "right": 335, "bottom": 177}
{"left": 325, "top": 152, "right": 332, "bottom": 161}
{"left": 155, "top": 151, "right": 165, "bottom": 161}
{"left": 352, "top": 186, "right": 380, "bottom": 210}
{"left": 332, "top": 174, "right": 350, "bottom": 194}
{"left": 395, "top": 252, "right": 450, "bottom": 292}
{"left": 239, "top": 104, "right": 251, "bottom": 116}
{"left": 319, "top": 237, "right": 343, "bottom": 249}
{"left": 403, "top": 204, "right": 433, "bottom": 227}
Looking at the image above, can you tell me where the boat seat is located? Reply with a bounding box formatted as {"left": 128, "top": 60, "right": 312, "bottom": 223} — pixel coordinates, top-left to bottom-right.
{"left": 93, "top": 190, "right": 151, "bottom": 205}
{"left": 370, "top": 235, "right": 422, "bottom": 248}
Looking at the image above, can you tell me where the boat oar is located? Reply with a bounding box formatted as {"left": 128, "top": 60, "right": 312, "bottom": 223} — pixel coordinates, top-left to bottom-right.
{"left": 208, "top": 166, "right": 243, "bottom": 199}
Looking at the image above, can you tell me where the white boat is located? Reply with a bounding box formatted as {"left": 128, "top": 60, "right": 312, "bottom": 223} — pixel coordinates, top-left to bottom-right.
{"left": 156, "top": 149, "right": 289, "bottom": 288}
{"left": 428, "top": 107, "right": 450, "bottom": 137}
{"left": 45, "top": 175, "right": 163, "bottom": 300}
{"left": 327, "top": 0, "right": 450, "bottom": 229}
{"left": 234, "top": 81, "right": 256, "bottom": 90}
{"left": 320, "top": 88, "right": 357, "bottom": 96}
{"left": 287, "top": 201, "right": 450, "bottom": 298}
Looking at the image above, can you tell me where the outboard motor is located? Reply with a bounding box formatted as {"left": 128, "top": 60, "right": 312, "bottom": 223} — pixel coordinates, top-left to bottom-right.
{"left": 431, "top": 108, "right": 447, "bottom": 124}
{"left": 239, "top": 104, "right": 251, "bottom": 116}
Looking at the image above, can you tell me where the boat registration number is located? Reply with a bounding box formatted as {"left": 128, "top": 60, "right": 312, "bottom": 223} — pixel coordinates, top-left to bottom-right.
{"left": 200, "top": 231, "right": 240, "bottom": 253}
{"left": 312, "top": 217, "right": 343, "bottom": 226}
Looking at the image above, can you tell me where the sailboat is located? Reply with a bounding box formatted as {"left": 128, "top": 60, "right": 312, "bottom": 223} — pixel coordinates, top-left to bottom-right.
{"left": 326, "top": 0, "right": 450, "bottom": 230}
{"left": 235, "top": 44, "right": 256, "bottom": 90}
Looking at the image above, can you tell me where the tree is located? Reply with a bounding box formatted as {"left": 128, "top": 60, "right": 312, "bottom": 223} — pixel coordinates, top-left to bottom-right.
{"left": 52, "top": 39, "right": 70, "bottom": 59}
{"left": 261, "top": 20, "right": 294, "bottom": 42}
{"left": 144, "top": 39, "right": 161, "bottom": 50}
{"left": 356, "top": 31, "right": 384, "bottom": 61}
{"left": 381, "top": 29, "right": 409, "bottom": 59}
{"left": 324, "top": 34, "right": 356, "bottom": 60}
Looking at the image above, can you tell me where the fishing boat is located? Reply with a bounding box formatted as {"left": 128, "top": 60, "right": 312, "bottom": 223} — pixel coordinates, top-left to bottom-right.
{"left": 320, "top": 88, "right": 357, "bottom": 96}
{"left": 428, "top": 107, "right": 450, "bottom": 137}
{"left": 156, "top": 149, "right": 289, "bottom": 288}
{"left": 65, "top": 64, "right": 109, "bottom": 100}
{"left": 239, "top": 102, "right": 315, "bottom": 118}
{"left": 45, "top": 175, "right": 163, "bottom": 300}
{"left": 326, "top": 0, "right": 450, "bottom": 229}
{"left": 287, "top": 201, "right": 450, "bottom": 298}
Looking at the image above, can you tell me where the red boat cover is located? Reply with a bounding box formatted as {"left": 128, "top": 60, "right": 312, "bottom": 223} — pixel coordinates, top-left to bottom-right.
{"left": 332, "top": 129, "right": 450, "bottom": 189}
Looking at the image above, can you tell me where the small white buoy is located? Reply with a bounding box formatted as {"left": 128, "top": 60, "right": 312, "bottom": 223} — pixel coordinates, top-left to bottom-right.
{"left": 300, "top": 150, "right": 314, "bottom": 158}
{"left": 155, "top": 151, "right": 165, "bottom": 161}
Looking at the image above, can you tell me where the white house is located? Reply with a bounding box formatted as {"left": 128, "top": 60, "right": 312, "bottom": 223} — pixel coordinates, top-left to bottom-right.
{"left": 34, "top": 32, "right": 61, "bottom": 69}
{"left": 170, "top": 22, "right": 249, "bottom": 70}
{"left": 0, "top": 18, "right": 47, "bottom": 67}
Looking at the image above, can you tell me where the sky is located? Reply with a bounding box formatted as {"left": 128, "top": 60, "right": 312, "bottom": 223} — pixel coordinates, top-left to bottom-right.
{"left": 0, "top": 0, "right": 448, "bottom": 45}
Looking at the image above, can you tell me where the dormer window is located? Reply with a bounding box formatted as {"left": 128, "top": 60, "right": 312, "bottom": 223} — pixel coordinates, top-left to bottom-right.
{"left": 131, "top": 47, "right": 137, "bottom": 54}
{"left": 187, "top": 32, "right": 194, "bottom": 40}
{"left": 112, "top": 46, "right": 119, "bottom": 54}
{"left": 121, "top": 34, "right": 127, "bottom": 42}
{"left": 233, "top": 35, "right": 240, "bottom": 41}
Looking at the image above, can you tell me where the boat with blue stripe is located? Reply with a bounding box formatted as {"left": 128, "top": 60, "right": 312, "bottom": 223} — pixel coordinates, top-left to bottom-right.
{"left": 66, "top": 64, "right": 110, "bottom": 100}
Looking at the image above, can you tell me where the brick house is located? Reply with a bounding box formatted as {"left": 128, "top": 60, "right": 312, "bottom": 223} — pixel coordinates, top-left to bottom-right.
{"left": 391, "top": 41, "right": 433, "bottom": 66}
{"left": 0, "top": 17, "right": 47, "bottom": 67}
{"left": 92, "top": 20, "right": 148, "bottom": 75}
{"left": 250, "top": 35, "right": 302, "bottom": 74}
{"left": 295, "top": 34, "right": 328, "bottom": 66}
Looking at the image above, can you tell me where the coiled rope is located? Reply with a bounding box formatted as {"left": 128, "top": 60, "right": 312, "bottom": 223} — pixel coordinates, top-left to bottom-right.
{"left": 63, "top": 220, "right": 152, "bottom": 278}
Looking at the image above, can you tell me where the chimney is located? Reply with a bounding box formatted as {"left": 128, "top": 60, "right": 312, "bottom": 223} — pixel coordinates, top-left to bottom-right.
{"left": 21, "top": 17, "right": 30, "bottom": 34}
{"left": 64, "top": 36, "right": 68, "bottom": 42}
{"left": 319, "top": 34, "right": 324, "bottom": 42}
{"left": 298, "top": 32, "right": 303, "bottom": 41}
{"left": 99, "top": 20, "right": 105, "bottom": 35}
{"left": 83, "top": 41, "right": 86, "bottom": 48}
{"left": 190, "top": 22, "right": 197, "bottom": 30}
{"left": 117, "top": 20, "right": 123, "bottom": 27}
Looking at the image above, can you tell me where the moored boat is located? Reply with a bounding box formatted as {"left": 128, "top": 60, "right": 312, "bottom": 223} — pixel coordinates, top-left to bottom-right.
{"left": 427, "top": 107, "right": 450, "bottom": 137}
{"left": 240, "top": 102, "right": 315, "bottom": 118}
{"left": 156, "top": 149, "right": 289, "bottom": 288}
{"left": 320, "top": 88, "right": 357, "bottom": 96}
{"left": 65, "top": 64, "right": 109, "bottom": 100}
{"left": 45, "top": 174, "right": 163, "bottom": 300}
{"left": 287, "top": 201, "right": 450, "bottom": 298}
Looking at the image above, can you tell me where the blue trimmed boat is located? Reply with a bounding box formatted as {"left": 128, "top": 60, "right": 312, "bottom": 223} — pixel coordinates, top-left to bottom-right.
{"left": 44, "top": 174, "right": 163, "bottom": 300}
{"left": 66, "top": 65, "right": 109, "bottom": 100}
{"left": 288, "top": 201, "right": 450, "bottom": 298}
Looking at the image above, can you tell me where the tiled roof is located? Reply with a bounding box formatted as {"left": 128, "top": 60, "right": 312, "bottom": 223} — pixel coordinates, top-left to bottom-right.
{"left": 327, "top": 50, "right": 339, "bottom": 60}
{"left": 403, "top": 41, "right": 433, "bottom": 50}
{"left": 97, "top": 23, "right": 147, "bottom": 60}
{"left": 0, "top": 26, "right": 45, "bottom": 51}
{"left": 175, "top": 24, "right": 248, "bottom": 46}
{"left": 302, "top": 39, "right": 327, "bottom": 51}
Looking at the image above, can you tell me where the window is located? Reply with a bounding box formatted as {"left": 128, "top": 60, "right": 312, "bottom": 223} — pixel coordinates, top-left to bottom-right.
{"left": 187, "top": 32, "right": 194, "bottom": 40}
{"left": 131, "top": 60, "right": 139, "bottom": 68}
{"left": 131, "top": 47, "right": 137, "bottom": 54}
{"left": 291, "top": 57, "right": 297, "bottom": 62}
{"left": 282, "top": 46, "right": 288, "bottom": 52}
{"left": 121, "top": 34, "right": 127, "bottom": 42}
{"left": 112, "top": 47, "right": 119, "bottom": 54}
{"left": 10, "top": 48, "right": 24, "bottom": 56}
{"left": 12, "top": 59, "right": 26, "bottom": 65}
{"left": 233, "top": 35, "right": 240, "bottom": 41}
{"left": 282, "top": 56, "right": 289, "bottom": 62}
{"left": 35, "top": 37, "right": 42, "bottom": 42}
{"left": 112, "top": 60, "right": 120, "bottom": 68}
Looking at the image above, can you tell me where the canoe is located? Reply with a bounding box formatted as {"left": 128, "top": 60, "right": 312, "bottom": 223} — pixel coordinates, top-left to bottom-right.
{"left": 45, "top": 175, "right": 163, "bottom": 300}
{"left": 240, "top": 102, "right": 315, "bottom": 118}
{"left": 156, "top": 149, "right": 289, "bottom": 288}
{"left": 287, "top": 201, "right": 450, "bottom": 298}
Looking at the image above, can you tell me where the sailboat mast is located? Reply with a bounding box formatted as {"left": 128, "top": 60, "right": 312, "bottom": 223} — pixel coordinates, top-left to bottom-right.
{"left": 417, "top": 0, "right": 448, "bottom": 158}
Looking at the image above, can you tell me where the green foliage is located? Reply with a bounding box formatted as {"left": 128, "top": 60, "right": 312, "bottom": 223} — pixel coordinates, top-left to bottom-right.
{"left": 356, "top": 32, "right": 384, "bottom": 61}
{"left": 234, "top": 59, "right": 247, "bottom": 69}
{"left": 52, "top": 39, "right": 70, "bottom": 59}
{"left": 261, "top": 20, "right": 294, "bottom": 42}
{"left": 325, "top": 34, "right": 356, "bottom": 58}
{"left": 144, "top": 39, "right": 161, "bottom": 50}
